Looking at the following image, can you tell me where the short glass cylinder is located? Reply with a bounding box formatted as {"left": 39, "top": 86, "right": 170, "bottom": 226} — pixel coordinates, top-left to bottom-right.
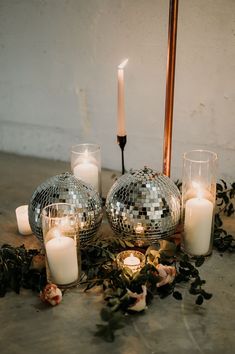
{"left": 41, "top": 203, "right": 81, "bottom": 288}
{"left": 116, "top": 250, "right": 145, "bottom": 275}
{"left": 181, "top": 150, "right": 218, "bottom": 257}
{"left": 71, "top": 143, "right": 101, "bottom": 194}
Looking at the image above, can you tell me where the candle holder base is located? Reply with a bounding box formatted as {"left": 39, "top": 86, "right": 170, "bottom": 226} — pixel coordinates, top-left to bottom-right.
{"left": 180, "top": 244, "right": 213, "bottom": 259}
{"left": 117, "top": 135, "right": 127, "bottom": 175}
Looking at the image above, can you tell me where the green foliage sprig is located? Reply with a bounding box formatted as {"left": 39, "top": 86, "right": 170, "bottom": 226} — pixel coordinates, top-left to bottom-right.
{"left": 214, "top": 180, "right": 235, "bottom": 252}
{"left": 81, "top": 238, "right": 212, "bottom": 342}
{"left": 0, "top": 244, "right": 46, "bottom": 297}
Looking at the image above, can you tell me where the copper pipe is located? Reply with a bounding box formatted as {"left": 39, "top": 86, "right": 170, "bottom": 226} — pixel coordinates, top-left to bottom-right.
{"left": 163, "top": 0, "right": 179, "bottom": 177}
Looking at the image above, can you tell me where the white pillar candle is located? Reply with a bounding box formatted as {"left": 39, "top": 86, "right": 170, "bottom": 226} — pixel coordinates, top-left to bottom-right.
{"left": 46, "top": 235, "right": 78, "bottom": 285}
{"left": 184, "top": 197, "right": 213, "bottom": 255}
{"left": 15, "top": 205, "right": 32, "bottom": 235}
{"left": 117, "top": 58, "right": 128, "bottom": 136}
{"left": 73, "top": 160, "right": 99, "bottom": 191}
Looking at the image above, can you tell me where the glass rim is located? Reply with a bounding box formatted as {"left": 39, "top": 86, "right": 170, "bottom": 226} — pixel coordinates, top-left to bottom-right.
{"left": 183, "top": 149, "right": 218, "bottom": 164}
{"left": 71, "top": 143, "right": 101, "bottom": 154}
{"left": 41, "top": 203, "right": 77, "bottom": 220}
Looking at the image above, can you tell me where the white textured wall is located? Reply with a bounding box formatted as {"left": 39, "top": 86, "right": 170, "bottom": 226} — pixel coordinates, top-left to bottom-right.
{"left": 0, "top": 0, "right": 234, "bottom": 180}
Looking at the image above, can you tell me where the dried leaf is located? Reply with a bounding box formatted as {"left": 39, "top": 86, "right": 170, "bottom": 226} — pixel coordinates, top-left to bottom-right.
{"left": 195, "top": 257, "right": 205, "bottom": 268}
{"left": 196, "top": 295, "right": 204, "bottom": 305}
{"left": 173, "top": 291, "right": 182, "bottom": 300}
{"left": 201, "top": 290, "right": 213, "bottom": 300}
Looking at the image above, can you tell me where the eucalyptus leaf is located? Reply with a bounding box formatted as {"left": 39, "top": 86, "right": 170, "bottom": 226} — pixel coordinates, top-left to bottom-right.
{"left": 100, "top": 307, "right": 112, "bottom": 322}
{"left": 119, "top": 239, "right": 126, "bottom": 248}
{"left": 189, "top": 287, "right": 200, "bottom": 295}
{"left": 196, "top": 295, "right": 204, "bottom": 305}
{"left": 0, "top": 244, "right": 45, "bottom": 297}
{"left": 124, "top": 240, "right": 135, "bottom": 248}
{"left": 173, "top": 291, "right": 182, "bottom": 300}
{"left": 221, "top": 179, "right": 227, "bottom": 189}
{"left": 216, "top": 183, "right": 223, "bottom": 192}
{"left": 201, "top": 290, "right": 213, "bottom": 300}
{"left": 195, "top": 257, "right": 205, "bottom": 268}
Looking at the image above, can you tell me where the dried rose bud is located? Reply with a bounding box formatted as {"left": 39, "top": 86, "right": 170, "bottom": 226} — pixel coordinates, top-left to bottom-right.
{"left": 40, "top": 284, "right": 62, "bottom": 306}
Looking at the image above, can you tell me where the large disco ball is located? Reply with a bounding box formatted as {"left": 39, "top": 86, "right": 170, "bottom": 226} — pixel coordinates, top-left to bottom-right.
{"left": 106, "top": 167, "right": 181, "bottom": 245}
{"left": 29, "top": 172, "right": 103, "bottom": 246}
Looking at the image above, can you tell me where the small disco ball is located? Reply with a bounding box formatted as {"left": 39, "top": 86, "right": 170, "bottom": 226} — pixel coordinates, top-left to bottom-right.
{"left": 29, "top": 172, "right": 103, "bottom": 246}
{"left": 105, "top": 167, "right": 181, "bottom": 245}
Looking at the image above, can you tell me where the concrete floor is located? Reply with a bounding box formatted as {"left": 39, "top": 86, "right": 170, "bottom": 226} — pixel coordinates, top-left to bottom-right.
{"left": 0, "top": 152, "right": 235, "bottom": 354}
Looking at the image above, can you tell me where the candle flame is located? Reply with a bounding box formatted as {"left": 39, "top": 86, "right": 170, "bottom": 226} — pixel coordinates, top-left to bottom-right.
{"left": 118, "top": 58, "right": 129, "bottom": 69}
{"left": 135, "top": 223, "right": 144, "bottom": 234}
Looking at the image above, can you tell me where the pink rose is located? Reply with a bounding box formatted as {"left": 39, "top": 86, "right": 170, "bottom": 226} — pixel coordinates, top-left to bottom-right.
{"left": 40, "top": 284, "right": 63, "bottom": 306}
{"left": 127, "top": 285, "right": 147, "bottom": 312}
{"left": 156, "top": 264, "right": 176, "bottom": 287}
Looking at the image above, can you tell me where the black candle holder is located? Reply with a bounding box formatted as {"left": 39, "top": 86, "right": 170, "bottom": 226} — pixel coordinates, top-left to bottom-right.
{"left": 117, "top": 135, "right": 127, "bottom": 175}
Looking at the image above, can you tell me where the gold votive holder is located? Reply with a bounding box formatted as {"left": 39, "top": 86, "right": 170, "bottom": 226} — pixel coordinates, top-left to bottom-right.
{"left": 116, "top": 250, "right": 145, "bottom": 275}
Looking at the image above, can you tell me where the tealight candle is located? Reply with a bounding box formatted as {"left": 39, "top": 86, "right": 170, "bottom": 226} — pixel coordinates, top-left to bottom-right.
{"left": 116, "top": 250, "right": 145, "bottom": 275}
{"left": 15, "top": 205, "right": 32, "bottom": 235}
{"left": 123, "top": 253, "right": 140, "bottom": 267}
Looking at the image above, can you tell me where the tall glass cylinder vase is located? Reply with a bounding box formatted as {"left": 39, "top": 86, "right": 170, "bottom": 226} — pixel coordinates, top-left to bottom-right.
{"left": 41, "top": 203, "right": 81, "bottom": 288}
{"left": 181, "top": 150, "right": 218, "bottom": 257}
{"left": 71, "top": 143, "right": 101, "bottom": 195}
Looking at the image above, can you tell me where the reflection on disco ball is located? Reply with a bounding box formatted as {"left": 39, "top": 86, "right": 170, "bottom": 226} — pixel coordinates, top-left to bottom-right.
{"left": 29, "top": 173, "right": 103, "bottom": 246}
{"left": 105, "top": 167, "right": 181, "bottom": 245}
